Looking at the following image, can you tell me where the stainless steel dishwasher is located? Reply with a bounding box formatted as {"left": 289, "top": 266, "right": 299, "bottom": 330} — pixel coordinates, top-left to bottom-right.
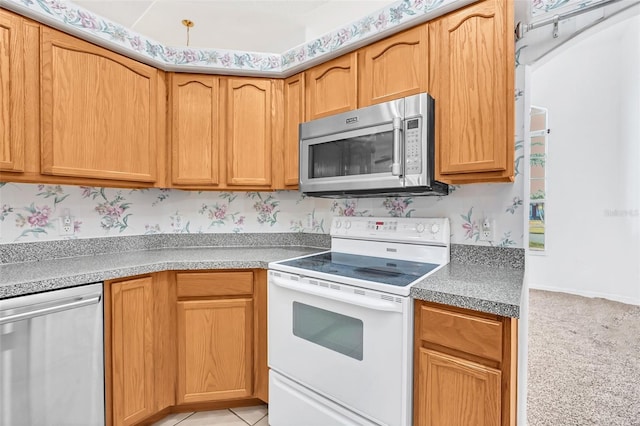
{"left": 0, "top": 283, "right": 105, "bottom": 426}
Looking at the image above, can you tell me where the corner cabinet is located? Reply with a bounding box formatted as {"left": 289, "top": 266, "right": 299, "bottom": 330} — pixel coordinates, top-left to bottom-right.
{"left": 40, "top": 27, "right": 165, "bottom": 185}
{"left": 305, "top": 52, "right": 358, "bottom": 120}
{"left": 358, "top": 24, "right": 429, "bottom": 107}
{"left": 414, "top": 301, "right": 517, "bottom": 426}
{"left": 430, "top": 0, "right": 514, "bottom": 183}
{"left": 0, "top": 9, "right": 25, "bottom": 173}
{"left": 169, "top": 74, "right": 221, "bottom": 188}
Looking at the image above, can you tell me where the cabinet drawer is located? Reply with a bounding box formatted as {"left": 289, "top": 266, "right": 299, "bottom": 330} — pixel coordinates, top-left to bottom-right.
{"left": 418, "top": 304, "right": 503, "bottom": 362}
{"left": 176, "top": 272, "right": 253, "bottom": 298}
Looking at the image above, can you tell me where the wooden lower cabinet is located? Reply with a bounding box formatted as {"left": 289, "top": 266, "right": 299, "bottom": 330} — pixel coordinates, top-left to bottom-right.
{"left": 176, "top": 298, "right": 253, "bottom": 403}
{"left": 108, "top": 276, "right": 156, "bottom": 426}
{"left": 414, "top": 301, "right": 517, "bottom": 426}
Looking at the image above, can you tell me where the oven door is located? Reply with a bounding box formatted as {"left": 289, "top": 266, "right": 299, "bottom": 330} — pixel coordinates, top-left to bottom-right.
{"left": 268, "top": 271, "right": 412, "bottom": 426}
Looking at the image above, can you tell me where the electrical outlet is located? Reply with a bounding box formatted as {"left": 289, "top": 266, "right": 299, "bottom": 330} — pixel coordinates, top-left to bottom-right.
{"left": 479, "top": 218, "right": 495, "bottom": 241}
{"left": 306, "top": 213, "right": 313, "bottom": 228}
{"left": 59, "top": 215, "right": 74, "bottom": 236}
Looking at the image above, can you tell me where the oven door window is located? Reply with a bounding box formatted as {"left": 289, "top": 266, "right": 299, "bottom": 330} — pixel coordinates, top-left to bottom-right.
{"left": 309, "top": 130, "right": 393, "bottom": 178}
{"left": 292, "top": 302, "right": 363, "bottom": 361}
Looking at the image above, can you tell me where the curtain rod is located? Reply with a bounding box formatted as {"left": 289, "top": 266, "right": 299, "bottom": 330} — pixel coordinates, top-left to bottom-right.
{"left": 515, "top": 0, "right": 625, "bottom": 40}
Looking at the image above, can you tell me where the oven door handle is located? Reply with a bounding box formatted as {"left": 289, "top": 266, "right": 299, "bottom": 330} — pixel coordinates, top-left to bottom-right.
{"left": 270, "top": 276, "right": 403, "bottom": 313}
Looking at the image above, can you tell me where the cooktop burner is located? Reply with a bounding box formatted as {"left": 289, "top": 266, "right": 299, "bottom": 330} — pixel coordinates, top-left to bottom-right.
{"left": 278, "top": 251, "right": 439, "bottom": 288}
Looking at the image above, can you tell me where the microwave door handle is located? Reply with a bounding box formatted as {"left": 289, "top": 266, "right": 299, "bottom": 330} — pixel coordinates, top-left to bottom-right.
{"left": 391, "top": 117, "right": 402, "bottom": 176}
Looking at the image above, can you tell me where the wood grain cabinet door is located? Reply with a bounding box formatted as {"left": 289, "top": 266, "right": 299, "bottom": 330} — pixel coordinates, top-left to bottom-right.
{"left": 111, "top": 276, "right": 155, "bottom": 426}
{"left": 283, "top": 73, "right": 304, "bottom": 188}
{"left": 417, "top": 348, "right": 501, "bottom": 426}
{"left": 0, "top": 9, "right": 24, "bottom": 173}
{"left": 430, "top": 0, "right": 514, "bottom": 183}
{"left": 224, "top": 78, "right": 273, "bottom": 187}
{"left": 177, "top": 298, "right": 254, "bottom": 404}
{"left": 305, "top": 53, "right": 357, "bottom": 120}
{"left": 358, "top": 24, "right": 428, "bottom": 107}
{"left": 40, "top": 27, "right": 160, "bottom": 183}
{"left": 170, "top": 74, "right": 220, "bottom": 187}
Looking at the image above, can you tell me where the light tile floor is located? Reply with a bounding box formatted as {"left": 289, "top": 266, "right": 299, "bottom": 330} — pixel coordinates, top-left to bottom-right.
{"left": 152, "top": 405, "right": 268, "bottom": 426}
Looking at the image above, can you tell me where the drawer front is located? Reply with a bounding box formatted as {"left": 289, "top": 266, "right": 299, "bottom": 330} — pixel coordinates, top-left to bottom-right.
{"left": 419, "top": 304, "right": 503, "bottom": 362}
{"left": 176, "top": 271, "right": 254, "bottom": 298}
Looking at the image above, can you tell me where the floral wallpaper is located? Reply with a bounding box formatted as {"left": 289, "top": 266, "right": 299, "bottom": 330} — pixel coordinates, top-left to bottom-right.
{"left": 0, "top": 181, "right": 525, "bottom": 248}
{"left": 531, "top": 0, "right": 602, "bottom": 18}
{"left": 0, "top": 0, "right": 474, "bottom": 74}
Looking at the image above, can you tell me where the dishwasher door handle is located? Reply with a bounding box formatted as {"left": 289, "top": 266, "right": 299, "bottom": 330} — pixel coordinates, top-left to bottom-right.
{"left": 0, "top": 294, "right": 102, "bottom": 325}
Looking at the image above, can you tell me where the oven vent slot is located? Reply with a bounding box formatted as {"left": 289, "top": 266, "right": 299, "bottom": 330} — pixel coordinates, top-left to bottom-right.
{"left": 291, "top": 276, "right": 300, "bottom": 281}
{"left": 395, "top": 297, "right": 402, "bottom": 303}
{"left": 330, "top": 284, "right": 341, "bottom": 290}
{"left": 309, "top": 280, "right": 318, "bottom": 286}
{"left": 271, "top": 272, "right": 281, "bottom": 277}
{"left": 380, "top": 294, "right": 394, "bottom": 302}
{"left": 354, "top": 289, "right": 365, "bottom": 295}
{"left": 319, "top": 282, "right": 329, "bottom": 288}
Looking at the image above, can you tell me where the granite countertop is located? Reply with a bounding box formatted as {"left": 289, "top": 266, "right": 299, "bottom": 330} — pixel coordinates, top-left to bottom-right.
{"left": 0, "top": 246, "right": 325, "bottom": 299}
{"left": 410, "top": 262, "right": 524, "bottom": 318}
{"left": 0, "top": 235, "right": 524, "bottom": 318}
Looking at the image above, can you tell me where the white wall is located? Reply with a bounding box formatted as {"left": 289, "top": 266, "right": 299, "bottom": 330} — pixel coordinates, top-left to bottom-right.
{"left": 528, "top": 12, "right": 640, "bottom": 305}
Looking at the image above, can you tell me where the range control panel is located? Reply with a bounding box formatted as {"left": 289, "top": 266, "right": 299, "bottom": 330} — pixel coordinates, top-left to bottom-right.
{"left": 330, "top": 217, "right": 450, "bottom": 246}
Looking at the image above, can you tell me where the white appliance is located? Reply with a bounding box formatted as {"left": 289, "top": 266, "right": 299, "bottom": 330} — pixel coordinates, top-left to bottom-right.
{"left": 268, "top": 217, "right": 450, "bottom": 426}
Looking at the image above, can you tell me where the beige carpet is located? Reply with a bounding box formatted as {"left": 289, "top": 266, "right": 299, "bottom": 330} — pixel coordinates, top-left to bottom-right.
{"left": 527, "top": 290, "right": 640, "bottom": 426}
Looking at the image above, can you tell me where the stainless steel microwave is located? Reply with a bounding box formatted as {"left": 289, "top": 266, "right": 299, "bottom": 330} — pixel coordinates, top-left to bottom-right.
{"left": 299, "top": 93, "right": 448, "bottom": 197}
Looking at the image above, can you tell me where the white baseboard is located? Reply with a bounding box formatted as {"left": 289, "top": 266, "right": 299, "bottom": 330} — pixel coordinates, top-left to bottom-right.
{"left": 528, "top": 284, "right": 640, "bottom": 306}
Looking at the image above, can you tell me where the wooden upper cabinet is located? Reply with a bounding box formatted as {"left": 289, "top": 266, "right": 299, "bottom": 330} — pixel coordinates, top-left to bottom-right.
{"left": 224, "top": 78, "right": 273, "bottom": 187}
{"left": 0, "top": 9, "right": 25, "bottom": 173}
{"left": 170, "top": 74, "right": 220, "bottom": 187}
{"left": 283, "top": 73, "right": 304, "bottom": 188}
{"left": 177, "top": 298, "right": 254, "bottom": 404}
{"left": 417, "top": 349, "right": 501, "bottom": 426}
{"left": 305, "top": 52, "right": 357, "bottom": 120}
{"left": 358, "top": 24, "right": 429, "bottom": 107}
{"left": 40, "top": 27, "right": 162, "bottom": 183}
{"left": 430, "top": 0, "right": 514, "bottom": 183}
{"left": 110, "top": 276, "right": 155, "bottom": 426}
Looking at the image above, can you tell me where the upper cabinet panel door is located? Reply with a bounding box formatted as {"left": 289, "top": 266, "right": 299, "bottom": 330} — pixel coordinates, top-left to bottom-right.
{"left": 40, "top": 27, "right": 160, "bottom": 183}
{"left": 225, "top": 78, "right": 273, "bottom": 187}
{"left": 305, "top": 52, "right": 357, "bottom": 120}
{"left": 431, "top": 0, "right": 514, "bottom": 183}
{"left": 0, "top": 10, "right": 24, "bottom": 172}
{"left": 359, "top": 24, "right": 428, "bottom": 107}
{"left": 283, "top": 73, "right": 304, "bottom": 188}
{"left": 170, "top": 74, "right": 220, "bottom": 187}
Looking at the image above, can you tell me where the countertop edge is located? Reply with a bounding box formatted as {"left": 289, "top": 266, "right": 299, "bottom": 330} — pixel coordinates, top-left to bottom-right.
{"left": 410, "top": 288, "right": 520, "bottom": 318}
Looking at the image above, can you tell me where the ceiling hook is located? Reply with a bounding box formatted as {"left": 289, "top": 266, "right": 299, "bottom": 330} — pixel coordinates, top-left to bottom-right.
{"left": 552, "top": 15, "right": 560, "bottom": 38}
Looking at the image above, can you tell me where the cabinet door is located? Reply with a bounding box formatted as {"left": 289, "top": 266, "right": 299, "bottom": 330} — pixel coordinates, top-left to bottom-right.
{"left": 0, "top": 9, "right": 24, "bottom": 172}
{"left": 170, "top": 74, "right": 220, "bottom": 186}
{"left": 416, "top": 349, "right": 501, "bottom": 426}
{"left": 177, "top": 298, "right": 254, "bottom": 403}
{"left": 358, "top": 24, "right": 428, "bottom": 107}
{"left": 430, "top": 0, "right": 514, "bottom": 183}
{"left": 40, "top": 27, "right": 160, "bottom": 183}
{"left": 111, "top": 277, "right": 155, "bottom": 426}
{"left": 225, "top": 78, "right": 273, "bottom": 187}
{"left": 283, "top": 73, "right": 304, "bottom": 187}
{"left": 305, "top": 52, "right": 357, "bottom": 120}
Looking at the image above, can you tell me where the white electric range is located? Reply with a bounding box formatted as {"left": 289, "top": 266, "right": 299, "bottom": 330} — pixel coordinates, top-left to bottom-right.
{"left": 268, "top": 216, "right": 450, "bottom": 426}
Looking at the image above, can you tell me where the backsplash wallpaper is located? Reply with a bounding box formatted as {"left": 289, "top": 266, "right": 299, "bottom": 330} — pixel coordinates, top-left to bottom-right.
{"left": 0, "top": 182, "right": 524, "bottom": 247}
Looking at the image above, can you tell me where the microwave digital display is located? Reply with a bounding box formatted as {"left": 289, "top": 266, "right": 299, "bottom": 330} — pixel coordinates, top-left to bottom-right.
{"left": 407, "top": 119, "right": 419, "bottom": 129}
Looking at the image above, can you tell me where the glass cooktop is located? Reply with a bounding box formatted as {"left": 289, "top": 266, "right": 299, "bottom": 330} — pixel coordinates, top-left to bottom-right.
{"left": 278, "top": 252, "right": 439, "bottom": 287}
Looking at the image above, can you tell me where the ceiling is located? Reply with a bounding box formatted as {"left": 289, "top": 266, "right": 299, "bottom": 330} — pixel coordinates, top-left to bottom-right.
{"left": 73, "top": 0, "right": 396, "bottom": 52}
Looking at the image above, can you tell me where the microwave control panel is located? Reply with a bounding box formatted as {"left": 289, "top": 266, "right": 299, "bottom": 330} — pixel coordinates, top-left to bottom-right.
{"left": 405, "top": 118, "right": 422, "bottom": 175}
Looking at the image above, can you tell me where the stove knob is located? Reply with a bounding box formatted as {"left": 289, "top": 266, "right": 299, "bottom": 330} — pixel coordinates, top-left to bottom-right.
{"left": 416, "top": 223, "right": 425, "bottom": 233}
{"left": 335, "top": 220, "right": 342, "bottom": 229}
{"left": 344, "top": 220, "right": 352, "bottom": 229}
{"left": 431, "top": 224, "right": 440, "bottom": 234}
